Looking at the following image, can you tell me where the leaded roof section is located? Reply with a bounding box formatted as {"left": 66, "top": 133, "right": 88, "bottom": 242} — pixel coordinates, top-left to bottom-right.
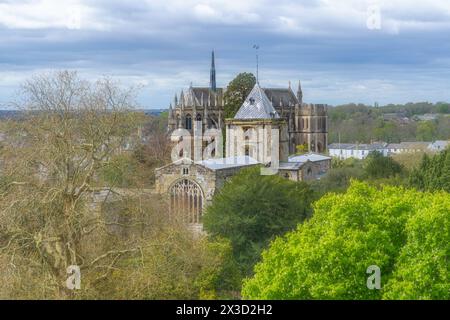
{"left": 234, "top": 83, "right": 280, "bottom": 119}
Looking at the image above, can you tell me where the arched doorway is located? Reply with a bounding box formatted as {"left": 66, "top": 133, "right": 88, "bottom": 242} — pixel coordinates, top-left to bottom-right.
{"left": 169, "top": 179, "right": 204, "bottom": 224}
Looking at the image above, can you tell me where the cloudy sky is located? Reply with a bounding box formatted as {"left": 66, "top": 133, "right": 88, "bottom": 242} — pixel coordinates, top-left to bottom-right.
{"left": 0, "top": 0, "right": 449, "bottom": 108}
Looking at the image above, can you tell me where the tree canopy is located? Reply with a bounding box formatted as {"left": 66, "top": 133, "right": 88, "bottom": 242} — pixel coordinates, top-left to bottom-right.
{"left": 242, "top": 181, "right": 450, "bottom": 300}
{"left": 363, "top": 151, "right": 404, "bottom": 179}
{"left": 409, "top": 149, "right": 450, "bottom": 192}
{"left": 203, "top": 166, "right": 314, "bottom": 276}
{"left": 328, "top": 102, "right": 450, "bottom": 144}
{"left": 223, "top": 72, "right": 256, "bottom": 119}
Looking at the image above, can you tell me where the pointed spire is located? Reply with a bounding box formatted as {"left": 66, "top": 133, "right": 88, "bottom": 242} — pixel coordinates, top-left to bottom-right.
{"left": 174, "top": 93, "right": 178, "bottom": 107}
{"left": 210, "top": 50, "right": 217, "bottom": 92}
{"left": 297, "top": 80, "right": 303, "bottom": 104}
{"left": 180, "top": 90, "right": 185, "bottom": 109}
{"left": 168, "top": 103, "right": 174, "bottom": 118}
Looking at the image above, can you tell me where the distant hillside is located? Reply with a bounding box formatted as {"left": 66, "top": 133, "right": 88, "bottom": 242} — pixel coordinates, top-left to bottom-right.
{"left": 0, "top": 110, "right": 23, "bottom": 119}
{"left": 0, "top": 109, "right": 168, "bottom": 119}
{"left": 140, "top": 109, "right": 167, "bottom": 116}
{"left": 328, "top": 102, "right": 450, "bottom": 144}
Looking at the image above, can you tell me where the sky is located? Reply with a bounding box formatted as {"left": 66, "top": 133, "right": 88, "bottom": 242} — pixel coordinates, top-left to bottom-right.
{"left": 0, "top": 0, "right": 449, "bottom": 109}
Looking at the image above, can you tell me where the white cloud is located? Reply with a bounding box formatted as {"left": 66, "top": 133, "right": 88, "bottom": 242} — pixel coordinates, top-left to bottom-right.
{"left": 1, "top": 0, "right": 450, "bottom": 107}
{"left": 0, "top": 0, "right": 107, "bottom": 30}
{"left": 1, "top": 0, "right": 449, "bottom": 34}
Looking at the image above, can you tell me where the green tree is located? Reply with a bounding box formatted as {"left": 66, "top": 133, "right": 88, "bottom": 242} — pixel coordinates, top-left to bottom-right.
{"left": 242, "top": 181, "right": 450, "bottom": 300}
{"left": 203, "top": 166, "right": 314, "bottom": 276}
{"left": 364, "top": 151, "right": 404, "bottom": 179}
{"left": 223, "top": 72, "right": 256, "bottom": 119}
{"left": 409, "top": 149, "right": 450, "bottom": 192}
{"left": 383, "top": 196, "right": 450, "bottom": 299}
{"left": 416, "top": 121, "right": 437, "bottom": 141}
{"left": 437, "top": 103, "right": 450, "bottom": 114}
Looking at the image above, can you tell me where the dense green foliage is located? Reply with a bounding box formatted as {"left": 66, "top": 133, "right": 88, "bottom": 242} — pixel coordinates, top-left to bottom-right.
{"left": 223, "top": 72, "right": 256, "bottom": 118}
{"left": 203, "top": 166, "right": 314, "bottom": 276}
{"left": 363, "top": 151, "right": 404, "bottom": 179}
{"left": 409, "top": 149, "right": 450, "bottom": 192}
{"left": 328, "top": 102, "right": 450, "bottom": 143}
{"left": 311, "top": 153, "right": 405, "bottom": 196}
{"left": 310, "top": 164, "right": 364, "bottom": 195}
{"left": 242, "top": 181, "right": 450, "bottom": 299}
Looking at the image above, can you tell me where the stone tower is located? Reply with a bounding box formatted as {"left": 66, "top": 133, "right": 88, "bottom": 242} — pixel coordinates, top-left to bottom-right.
{"left": 293, "top": 81, "right": 328, "bottom": 153}
{"left": 225, "top": 83, "right": 289, "bottom": 164}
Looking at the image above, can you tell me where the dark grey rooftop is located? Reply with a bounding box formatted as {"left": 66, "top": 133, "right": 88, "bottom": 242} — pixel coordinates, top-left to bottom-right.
{"left": 234, "top": 83, "right": 280, "bottom": 120}
{"left": 264, "top": 88, "right": 298, "bottom": 106}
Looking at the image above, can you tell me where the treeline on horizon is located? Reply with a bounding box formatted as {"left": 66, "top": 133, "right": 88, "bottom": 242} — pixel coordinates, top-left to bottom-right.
{"left": 328, "top": 101, "right": 450, "bottom": 144}
{"left": 2, "top": 100, "right": 450, "bottom": 145}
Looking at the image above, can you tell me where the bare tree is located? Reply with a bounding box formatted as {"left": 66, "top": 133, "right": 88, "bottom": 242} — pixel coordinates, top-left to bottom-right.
{"left": 0, "top": 71, "right": 151, "bottom": 297}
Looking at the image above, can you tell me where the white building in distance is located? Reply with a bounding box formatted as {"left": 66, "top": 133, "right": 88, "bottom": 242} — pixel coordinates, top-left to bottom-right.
{"left": 329, "top": 140, "right": 449, "bottom": 160}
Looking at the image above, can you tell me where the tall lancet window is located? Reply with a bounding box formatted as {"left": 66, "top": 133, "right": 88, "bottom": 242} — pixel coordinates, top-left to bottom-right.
{"left": 185, "top": 114, "right": 192, "bottom": 130}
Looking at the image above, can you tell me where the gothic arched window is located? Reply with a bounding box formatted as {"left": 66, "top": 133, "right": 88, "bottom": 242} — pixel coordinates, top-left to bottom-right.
{"left": 169, "top": 179, "right": 204, "bottom": 224}
{"left": 196, "top": 114, "right": 202, "bottom": 122}
{"left": 185, "top": 114, "right": 192, "bottom": 130}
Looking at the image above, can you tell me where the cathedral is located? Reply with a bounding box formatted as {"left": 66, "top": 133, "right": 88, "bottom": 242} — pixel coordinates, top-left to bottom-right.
{"left": 156, "top": 51, "right": 330, "bottom": 230}
{"left": 167, "top": 51, "right": 328, "bottom": 154}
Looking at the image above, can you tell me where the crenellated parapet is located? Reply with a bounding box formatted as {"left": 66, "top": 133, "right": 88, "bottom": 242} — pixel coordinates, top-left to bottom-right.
{"left": 299, "top": 103, "right": 328, "bottom": 116}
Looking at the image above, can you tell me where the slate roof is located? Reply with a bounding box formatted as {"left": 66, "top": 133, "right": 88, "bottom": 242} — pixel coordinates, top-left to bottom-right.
{"left": 264, "top": 88, "right": 298, "bottom": 106}
{"left": 328, "top": 143, "right": 387, "bottom": 150}
{"left": 278, "top": 162, "right": 305, "bottom": 170}
{"left": 180, "top": 87, "right": 224, "bottom": 108}
{"left": 288, "top": 153, "right": 332, "bottom": 163}
{"left": 428, "top": 140, "right": 450, "bottom": 151}
{"left": 386, "top": 142, "right": 429, "bottom": 150}
{"left": 234, "top": 83, "right": 280, "bottom": 120}
{"left": 196, "top": 156, "right": 259, "bottom": 170}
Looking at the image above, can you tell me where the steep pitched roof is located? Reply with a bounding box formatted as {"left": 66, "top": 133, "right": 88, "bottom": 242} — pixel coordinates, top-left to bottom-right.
{"left": 264, "top": 88, "right": 298, "bottom": 106}
{"left": 234, "top": 83, "right": 280, "bottom": 119}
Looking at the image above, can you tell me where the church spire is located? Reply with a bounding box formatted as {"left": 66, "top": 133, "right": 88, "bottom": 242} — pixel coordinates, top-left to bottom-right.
{"left": 297, "top": 80, "right": 303, "bottom": 104}
{"left": 210, "top": 50, "right": 216, "bottom": 92}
